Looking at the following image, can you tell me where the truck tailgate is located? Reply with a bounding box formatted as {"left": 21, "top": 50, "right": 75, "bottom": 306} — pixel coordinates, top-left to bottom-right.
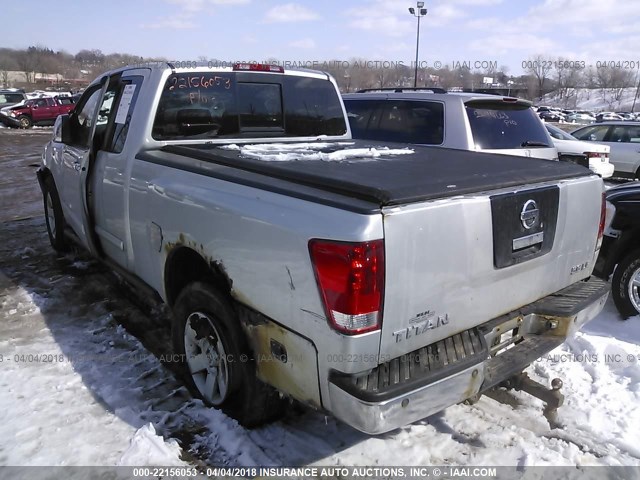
{"left": 380, "top": 175, "right": 603, "bottom": 359}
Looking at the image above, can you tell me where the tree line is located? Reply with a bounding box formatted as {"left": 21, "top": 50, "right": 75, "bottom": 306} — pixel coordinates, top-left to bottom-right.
{"left": 1, "top": 46, "right": 638, "bottom": 104}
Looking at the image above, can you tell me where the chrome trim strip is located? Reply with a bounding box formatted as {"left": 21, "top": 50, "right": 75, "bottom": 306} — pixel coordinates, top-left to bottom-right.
{"left": 512, "top": 231, "right": 544, "bottom": 250}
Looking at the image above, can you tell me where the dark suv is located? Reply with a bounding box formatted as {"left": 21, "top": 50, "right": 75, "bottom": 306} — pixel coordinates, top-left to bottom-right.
{"left": 342, "top": 88, "right": 558, "bottom": 161}
{"left": 0, "top": 89, "right": 27, "bottom": 111}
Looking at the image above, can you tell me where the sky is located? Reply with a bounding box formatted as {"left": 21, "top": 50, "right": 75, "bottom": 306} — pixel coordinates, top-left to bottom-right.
{"left": 5, "top": 0, "right": 640, "bottom": 75}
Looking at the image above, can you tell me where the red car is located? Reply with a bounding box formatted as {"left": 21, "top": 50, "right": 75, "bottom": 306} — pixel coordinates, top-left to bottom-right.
{"left": 0, "top": 96, "right": 75, "bottom": 128}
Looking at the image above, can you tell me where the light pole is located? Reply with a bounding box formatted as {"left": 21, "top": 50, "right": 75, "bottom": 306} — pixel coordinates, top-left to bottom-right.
{"left": 632, "top": 67, "right": 640, "bottom": 113}
{"left": 408, "top": 2, "right": 427, "bottom": 88}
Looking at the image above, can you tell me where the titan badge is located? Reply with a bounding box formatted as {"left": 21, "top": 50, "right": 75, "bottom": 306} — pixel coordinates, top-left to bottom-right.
{"left": 393, "top": 311, "right": 450, "bottom": 343}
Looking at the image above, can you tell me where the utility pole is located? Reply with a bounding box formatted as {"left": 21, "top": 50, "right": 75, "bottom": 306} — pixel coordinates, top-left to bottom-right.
{"left": 408, "top": 2, "right": 428, "bottom": 88}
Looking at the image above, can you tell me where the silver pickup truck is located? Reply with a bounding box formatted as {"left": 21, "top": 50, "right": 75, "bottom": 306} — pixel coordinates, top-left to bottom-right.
{"left": 38, "top": 63, "right": 609, "bottom": 434}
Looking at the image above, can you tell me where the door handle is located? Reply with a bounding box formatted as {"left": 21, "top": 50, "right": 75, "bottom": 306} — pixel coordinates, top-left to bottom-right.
{"left": 73, "top": 162, "right": 81, "bottom": 172}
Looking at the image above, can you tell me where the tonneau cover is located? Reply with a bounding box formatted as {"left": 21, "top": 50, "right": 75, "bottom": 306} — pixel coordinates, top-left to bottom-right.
{"left": 155, "top": 140, "right": 591, "bottom": 207}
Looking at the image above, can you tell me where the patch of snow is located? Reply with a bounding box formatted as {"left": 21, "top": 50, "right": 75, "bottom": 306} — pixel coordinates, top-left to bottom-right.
{"left": 220, "top": 142, "right": 355, "bottom": 151}
{"left": 222, "top": 142, "right": 414, "bottom": 162}
{"left": 70, "top": 260, "right": 93, "bottom": 270}
{"left": 117, "top": 423, "right": 185, "bottom": 466}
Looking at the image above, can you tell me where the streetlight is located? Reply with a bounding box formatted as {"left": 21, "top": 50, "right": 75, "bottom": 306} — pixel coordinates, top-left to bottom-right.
{"left": 408, "top": 1, "right": 427, "bottom": 88}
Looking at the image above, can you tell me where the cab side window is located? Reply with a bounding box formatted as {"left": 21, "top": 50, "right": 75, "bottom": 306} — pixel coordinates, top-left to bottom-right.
{"left": 108, "top": 76, "right": 144, "bottom": 153}
{"left": 65, "top": 79, "right": 122, "bottom": 149}
{"left": 67, "top": 87, "right": 102, "bottom": 147}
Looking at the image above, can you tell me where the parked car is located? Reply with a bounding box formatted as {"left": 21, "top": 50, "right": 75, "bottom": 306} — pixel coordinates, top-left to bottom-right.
{"left": 38, "top": 64, "right": 608, "bottom": 434}
{"left": 565, "top": 112, "right": 595, "bottom": 124}
{"left": 538, "top": 111, "right": 566, "bottom": 122}
{"left": 342, "top": 88, "right": 558, "bottom": 160}
{"left": 596, "top": 112, "right": 623, "bottom": 122}
{"left": 571, "top": 121, "right": 640, "bottom": 178}
{"left": 0, "top": 96, "right": 75, "bottom": 128}
{"left": 545, "top": 123, "right": 613, "bottom": 178}
{"left": 594, "top": 182, "right": 640, "bottom": 318}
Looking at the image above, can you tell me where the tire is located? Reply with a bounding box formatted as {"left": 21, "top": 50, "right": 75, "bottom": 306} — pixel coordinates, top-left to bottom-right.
{"left": 42, "top": 176, "right": 69, "bottom": 252}
{"left": 17, "top": 115, "right": 32, "bottom": 129}
{"left": 172, "top": 282, "right": 285, "bottom": 427}
{"left": 611, "top": 248, "right": 640, "bottom": 319}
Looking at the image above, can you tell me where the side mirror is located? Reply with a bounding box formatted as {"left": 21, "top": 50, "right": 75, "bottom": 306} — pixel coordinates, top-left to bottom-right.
{"left": 59, "top": 114, "right": 72, "bottom": 144}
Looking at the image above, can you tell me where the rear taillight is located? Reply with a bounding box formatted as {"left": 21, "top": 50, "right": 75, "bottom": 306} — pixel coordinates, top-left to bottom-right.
{"left": 309, "top": 239, "right": 384, "bottom": 335}
{"left": 585, "top": 152, "right": 606, "bottom": 161}
{"left": 597, "top": 192, "right": 606, "bottom": 250}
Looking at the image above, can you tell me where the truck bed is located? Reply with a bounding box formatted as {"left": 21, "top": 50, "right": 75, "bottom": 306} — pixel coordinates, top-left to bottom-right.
{"left": 137, "top": 140, "right": 591, "bottom": 211}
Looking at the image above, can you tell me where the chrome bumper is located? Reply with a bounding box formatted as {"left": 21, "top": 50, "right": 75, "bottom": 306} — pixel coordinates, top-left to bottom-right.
{"left": 327, "top": 278, "right": 609, "bottom": 434}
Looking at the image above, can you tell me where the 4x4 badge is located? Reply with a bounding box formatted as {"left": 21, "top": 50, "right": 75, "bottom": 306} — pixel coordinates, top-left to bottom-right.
{"left": 520, "top": 199, "right": 539, "bottom": 229}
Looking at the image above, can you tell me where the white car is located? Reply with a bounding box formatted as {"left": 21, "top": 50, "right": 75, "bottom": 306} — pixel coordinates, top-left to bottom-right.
{"left": 565, "top": 112, "right": 595, "bottom": 124}
{"left": 545, "top": 123, "right": 614, "bottom": 178}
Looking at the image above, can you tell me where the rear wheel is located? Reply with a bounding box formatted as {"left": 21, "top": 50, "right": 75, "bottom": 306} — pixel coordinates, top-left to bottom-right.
{"left": 17, "top": 115, "right": 32, "bottom": 129}
{"left": 611, "top": 249, "right": 640, "bottom": 319}
{"left": 42, "top": 176, "right": 69, "bottom": 252}
{"left": 172, "top": 282, "right": 285, "bottom": 426}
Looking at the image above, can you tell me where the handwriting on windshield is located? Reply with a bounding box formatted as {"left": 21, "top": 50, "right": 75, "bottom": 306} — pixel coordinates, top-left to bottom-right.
{"left": 473, "top": 110, "right": 518, "bottom": 126}
{"left": 187, "top": 90, "right": 226, "bottom": 106}
{"left": 168, "top": 75, "right": 232, "bottom": 91}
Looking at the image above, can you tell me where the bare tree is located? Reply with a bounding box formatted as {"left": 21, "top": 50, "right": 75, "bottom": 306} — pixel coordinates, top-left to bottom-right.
{"left": 0, "top": 49, "right": 17, "bottom": 87}
{"left": 525, "top": 54, "right": 554, "bottom": 99}
{"left": 554, "top": 59, "right": 584, "bottom": 107}
{"left": 16, "top": 48, "right": 39, "bottom": 83}
{"left": 596, "top": 66, "right": 635, "bottom": 108}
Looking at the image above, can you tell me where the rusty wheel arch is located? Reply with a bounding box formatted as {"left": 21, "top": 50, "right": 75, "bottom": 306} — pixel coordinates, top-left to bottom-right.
{"left": 164, "top": 246, "right": 232, "bottom": 307}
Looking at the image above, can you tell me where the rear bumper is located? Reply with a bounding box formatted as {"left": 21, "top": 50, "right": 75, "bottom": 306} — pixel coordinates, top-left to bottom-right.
{"left": 328, "top": 277, "right": 609, "bottom": 434}
{"left": 591, "top": 162, "right": 614, "bottom": 179}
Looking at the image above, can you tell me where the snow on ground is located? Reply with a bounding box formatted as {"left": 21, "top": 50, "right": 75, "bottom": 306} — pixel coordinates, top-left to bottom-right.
{"left": 0, "top": 129, "right": 639, "bottom": 470}
{"left": 540, "top": 87, "right": 640, "bottom": 112}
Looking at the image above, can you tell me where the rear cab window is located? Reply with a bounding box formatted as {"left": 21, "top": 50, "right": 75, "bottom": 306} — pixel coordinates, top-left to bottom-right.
{"left": 152, "top": 71, "right": 347, "bottom": 141}
{"left": 466, "top": 102, "right": 551, "bottom": 149}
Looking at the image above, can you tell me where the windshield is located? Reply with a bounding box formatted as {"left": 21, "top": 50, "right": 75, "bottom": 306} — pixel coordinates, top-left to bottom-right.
{"left": 466, "top": 102, "right": 551, "bottom": 149}
{"left": 152, "top": 72, "right": 347, "bottom": 140}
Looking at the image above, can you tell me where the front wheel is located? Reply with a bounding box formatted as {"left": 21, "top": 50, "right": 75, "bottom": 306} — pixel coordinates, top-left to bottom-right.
{"left": 172, "top": 282, "right": 285, "bottom": 426}
{"left": 17, "top": 115, "right": 32, "bottom": 129}
{"left": 42, "top": 176, "right": 69, "bottom": 252}
{"left": 611, "top": 249, "right": 640, "bottom": 319}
